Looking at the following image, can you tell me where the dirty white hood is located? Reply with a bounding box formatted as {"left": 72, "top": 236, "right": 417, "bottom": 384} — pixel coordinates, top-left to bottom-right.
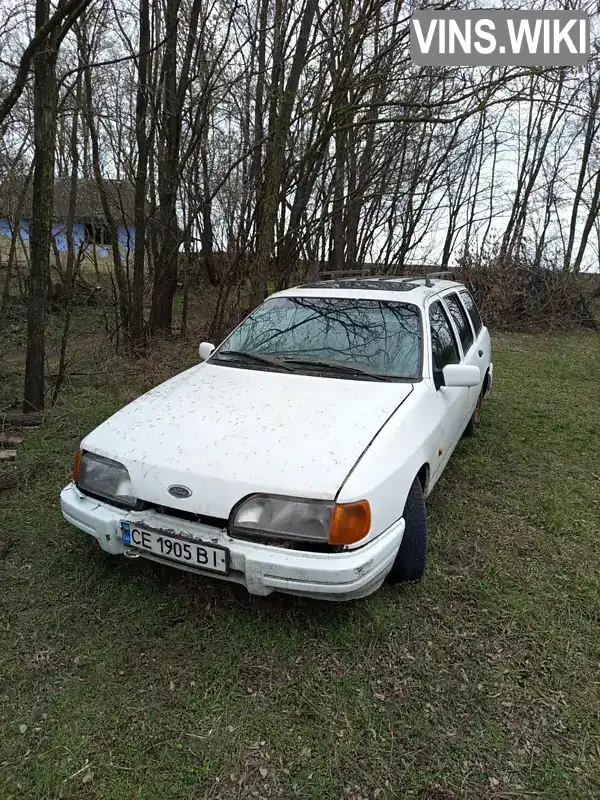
{"left": 81, "top": 363, "right": 413, "bottom": 518}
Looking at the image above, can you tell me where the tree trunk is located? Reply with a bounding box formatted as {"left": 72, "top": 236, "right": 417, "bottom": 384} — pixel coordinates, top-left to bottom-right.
{"left": 565, "top": 73, "right": 600, "bottom": 271}
{"left": 247, "top": 0, "right": 268, "bottom": 238}
{"left": 572, "top": 168, "right": 600, "bottom": 272}
{"left": 150, "top": 0, "right": 181, "bottom": 334}
{"left": 505, "top": 72, "right": 566, "bottom": 262}
{"left": 201, "top": 135, "right": 218, "bottom": 286}
{"left": 23, "top": 0, "right": 60, "bottom": 412}
{"left": 1, "top": 167, "right": 33, "bottom": 318}
{"left": 82, "top": 45, "right": 130, "bottom": 335}
{"left": 52, "top": 69, "right": 82, "bottom": 404}
{"left": 132, "top": 0, "right": 150, "bottom": 349}
{"left": 329, "top": 125, "right": 347, "bottom": 272}
{"left": 251, "top": 0, "right": 318, "bottom": 307}
{"left": 149, "top": 0, "right": 203, "bottom": 333}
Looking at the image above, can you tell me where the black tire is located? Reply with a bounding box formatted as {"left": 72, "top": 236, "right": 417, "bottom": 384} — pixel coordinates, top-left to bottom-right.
{"left": 386, "top": 476, "right": 428, "bottom": 584}
{"left": 463, "top": 391, "right": 482, "bottom": 438}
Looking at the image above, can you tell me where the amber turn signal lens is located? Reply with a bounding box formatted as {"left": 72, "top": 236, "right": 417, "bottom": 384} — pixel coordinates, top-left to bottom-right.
{"left": 73, "top": 449, "right": 83, "bottom": 482}
{"left": 329, "top": 500, "right": 371, "bottom": 546}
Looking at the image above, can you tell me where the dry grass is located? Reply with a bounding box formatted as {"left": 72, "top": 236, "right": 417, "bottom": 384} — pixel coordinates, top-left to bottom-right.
{"left": 0, "top": 330, "right": 599, "bottom": 799}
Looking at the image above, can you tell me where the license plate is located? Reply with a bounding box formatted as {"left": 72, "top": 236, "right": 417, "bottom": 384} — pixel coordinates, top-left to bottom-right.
{"left": 120, "top": 522, "right": 228, "bottom": 574}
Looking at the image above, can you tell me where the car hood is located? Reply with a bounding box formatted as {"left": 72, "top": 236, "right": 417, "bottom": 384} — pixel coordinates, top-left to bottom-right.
{"left": 81, "top": 363, "right": 414, "bottom": 518}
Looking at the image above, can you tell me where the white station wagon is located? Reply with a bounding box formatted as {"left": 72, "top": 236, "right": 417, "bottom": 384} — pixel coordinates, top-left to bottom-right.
{"left": 60, "top": 272, "right": 492, "bottom": 601}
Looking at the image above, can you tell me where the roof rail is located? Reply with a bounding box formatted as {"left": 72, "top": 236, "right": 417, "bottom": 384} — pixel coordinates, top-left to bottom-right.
{"left": 361, "top": 270, "right": 458, "bottom": 287}
{"left": 312, "top": 269, "right": 457, "bottom": 288}
{"left": 315, "top": 269, "right": 371, "bottom": 279}
{"left": 404, "top": 270, "right": 456, "bottom": 287}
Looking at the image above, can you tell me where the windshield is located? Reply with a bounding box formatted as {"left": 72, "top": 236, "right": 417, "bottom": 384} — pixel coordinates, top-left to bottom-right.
{"left": 215, "top": 296, "right": 422, "bottom": 380}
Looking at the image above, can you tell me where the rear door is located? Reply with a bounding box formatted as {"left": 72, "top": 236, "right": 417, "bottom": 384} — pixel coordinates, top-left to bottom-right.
{"left": 458, "top": 288, "right": 491, "bottom": 377}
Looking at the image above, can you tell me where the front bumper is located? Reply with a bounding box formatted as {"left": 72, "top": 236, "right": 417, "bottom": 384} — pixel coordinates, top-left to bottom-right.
{"left": 60, "top": 483, "right": 404, "bottom": 601}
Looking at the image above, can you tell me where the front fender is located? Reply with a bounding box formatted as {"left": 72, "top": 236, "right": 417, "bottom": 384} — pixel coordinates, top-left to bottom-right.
{"left": 336, "top": 387, "right": 440, "bottom": 547}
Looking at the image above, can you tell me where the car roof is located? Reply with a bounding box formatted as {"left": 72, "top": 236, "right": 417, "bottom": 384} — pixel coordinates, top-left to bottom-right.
{"left": 271, "top": 275, "right": 465, "bottom": 306}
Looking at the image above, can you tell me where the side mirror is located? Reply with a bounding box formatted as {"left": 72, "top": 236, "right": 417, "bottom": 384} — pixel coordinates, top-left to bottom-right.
{"left": 441, "top": 364, "right": 480, "bottom": 388}
{"left": 199, "top": 342, "right": 215, "bottom": 362}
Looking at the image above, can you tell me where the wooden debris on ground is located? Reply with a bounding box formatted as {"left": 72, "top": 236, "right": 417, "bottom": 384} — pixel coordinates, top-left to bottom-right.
{"left": 0, "top": 409, "right": 42, "bottom": 469}
{"left": 0, "top": 434, "right": 23, "bottom": 447}
{"left": 0, "top": 411, "right": 44, "bottom": 428}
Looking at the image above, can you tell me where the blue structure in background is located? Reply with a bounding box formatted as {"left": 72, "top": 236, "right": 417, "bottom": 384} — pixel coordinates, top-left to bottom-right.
{"left": 0, "top": 219, "right": 136, "bottom": 255}
{"left": 0, "top": 179, "right": 137, "bottom": 258}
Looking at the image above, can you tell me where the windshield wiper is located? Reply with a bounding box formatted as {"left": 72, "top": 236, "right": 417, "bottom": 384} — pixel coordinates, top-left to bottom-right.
{"left": 280, "top": 357, "right": 400, "bottom": 382}
{"left": 211, "top": 350, "right": 293, "bottom": 371}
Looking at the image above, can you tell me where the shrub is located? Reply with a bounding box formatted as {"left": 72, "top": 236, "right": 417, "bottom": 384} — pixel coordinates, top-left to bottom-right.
{"left": 455, "top": 252, "right": 599, "bottom": 331}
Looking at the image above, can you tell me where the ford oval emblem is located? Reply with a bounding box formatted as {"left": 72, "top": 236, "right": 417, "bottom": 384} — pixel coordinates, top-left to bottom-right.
{"left": 168, "top": 485, "right": 192, "bottom": 499}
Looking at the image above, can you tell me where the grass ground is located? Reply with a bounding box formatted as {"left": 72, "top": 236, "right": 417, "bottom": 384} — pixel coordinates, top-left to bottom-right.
{"left": 1, "top": 330, "right": 599, "bottom": 800}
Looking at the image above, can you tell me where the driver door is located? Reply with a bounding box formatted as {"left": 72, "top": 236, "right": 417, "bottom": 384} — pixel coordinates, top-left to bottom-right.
{"left": 428, "top": 299, "right": 471, "bottom": 482}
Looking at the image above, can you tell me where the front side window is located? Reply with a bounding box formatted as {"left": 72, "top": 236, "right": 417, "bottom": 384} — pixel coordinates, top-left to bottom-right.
{"left": 429, "top": 300, "right": 460, "bottom": 373}
{"left": 214, "top": 296, "right": 423, "bottom": 380}
{"left": 444, "top": 292, "right": 474, "bottom": 354}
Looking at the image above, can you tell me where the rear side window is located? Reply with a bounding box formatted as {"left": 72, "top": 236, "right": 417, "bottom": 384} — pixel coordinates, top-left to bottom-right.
{"left": 444, "top": 293, "right": 474, "bottom": 354}
{"left": 459, "top": 290, "right": 483, "bottom": 335}
{"left": 429, "top": 301, "right": 460, "bottom": 372}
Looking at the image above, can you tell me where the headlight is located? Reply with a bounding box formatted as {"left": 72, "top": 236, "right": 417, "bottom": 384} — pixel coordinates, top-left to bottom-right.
{"left": 75, "top": 450, "right": 138, "bottom": 509}
{"left": 231, "top": 495, "right": 371, "bottom": 545}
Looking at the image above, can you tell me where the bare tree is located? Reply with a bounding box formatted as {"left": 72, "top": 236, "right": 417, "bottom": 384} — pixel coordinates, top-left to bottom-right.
{"left": 23, "top": 0, "right": 69, "bottom": 411}
{"left": 0, "top": 0, "right": 93, "bottom": 128}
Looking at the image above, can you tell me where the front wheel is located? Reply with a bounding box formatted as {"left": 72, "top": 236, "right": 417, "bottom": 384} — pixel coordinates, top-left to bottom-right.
{"left": 386, "top": 476, "right": 428, "bottom": 584}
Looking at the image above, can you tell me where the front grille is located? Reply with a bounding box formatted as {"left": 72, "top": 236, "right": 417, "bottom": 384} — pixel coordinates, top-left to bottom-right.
{"left": 138, "top": 500, "right": 228, "bottom": 530}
